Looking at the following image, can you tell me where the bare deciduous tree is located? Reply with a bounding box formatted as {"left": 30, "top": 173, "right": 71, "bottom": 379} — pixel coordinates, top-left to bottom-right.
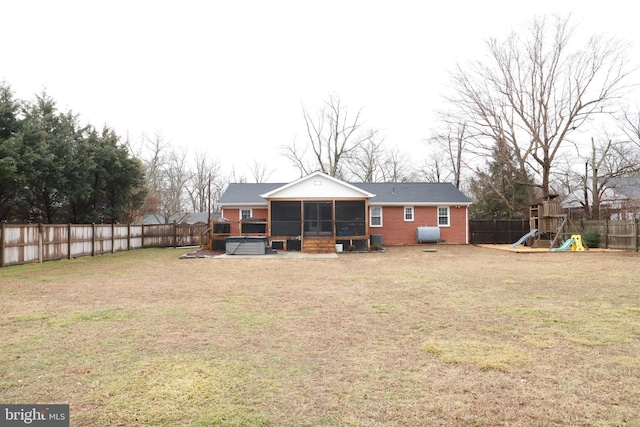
{"left": 133, "top": 132, "right": 172, "bottom": 217}
{"left": 129, "top": 133, "right": 232, "bottom": 220}
{"left": 621, "top": 107, "right": 640, "bottom": 149}
{"left": 186, "top": 150, "right": 221, "bottom": 213}
{"left": 448, "top": 14, "right": 634, "bottom": 199}
{"left": 249, "top": 159, "right": 274, "bottom": 183}
{"left": 419, "top": 151, "right": 451, "bottom": 183}
{"left": 379, "top": 145, "right": 417, "bottom": 182}
{"left": 345, "top": 135, "right": 416, "bottom": 183}
{"left": 583, "top": 137, "right": 640, "bottom": 218}
{"left": 345, "top": 135, "right": 384, "bottom": 182}
{"left": 283, "top": 93, "right": 377, "bottom": 179}
{"left": 160, "top": 146, "right": 191, "bottom": 221}
{"left": 426, "top": 112, "right": 472, "bottom": 188}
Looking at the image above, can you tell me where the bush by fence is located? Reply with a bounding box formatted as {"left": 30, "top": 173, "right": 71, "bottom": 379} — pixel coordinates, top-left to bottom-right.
{"left": 0, "top": 223, "right": 207, "bottom": 267}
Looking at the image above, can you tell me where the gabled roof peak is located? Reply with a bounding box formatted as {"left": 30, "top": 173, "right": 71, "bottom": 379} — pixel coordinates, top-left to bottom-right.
{"left": 260, "top": 172, "right": 376, "bottom": 199}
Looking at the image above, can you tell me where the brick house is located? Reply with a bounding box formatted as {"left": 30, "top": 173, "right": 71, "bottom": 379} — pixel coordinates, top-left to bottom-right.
{"left": 216, "top": 171, "right": 471, "bottom": 253}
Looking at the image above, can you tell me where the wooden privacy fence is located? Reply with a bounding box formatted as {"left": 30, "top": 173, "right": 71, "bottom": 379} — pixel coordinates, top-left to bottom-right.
{"left": 469, "top": 219, "right": 529, "bottom": 244}
{"left": 0, "top": 223, "right": 207, "bottom": 267}
{"left": 564, "top": 219, "right": 640, "bottom": 252}
{"left": 471, "top": 218, "right": 640, "bottom": 251}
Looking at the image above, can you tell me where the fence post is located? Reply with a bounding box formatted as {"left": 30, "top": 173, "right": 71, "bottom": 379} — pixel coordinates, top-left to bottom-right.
{"left": 635, "top": 219, "right": 639, "bottom": 252}
{"left": 127, "top": 224, "right": 131, "bottom": 251}
{"left": 173, "top": 222, "right": 177, "bottom": 248}
{"left": 38, "top": 224, "right": 43, "bottom": 263}
{"left": 68, "top": 223, "right": 72, "bottom": 260}
{"left": 112, "top": 223, "right": 115, "bottom": 254}
{"left": 493, "top": 219, "right": 497, "bottom": 244}
{"left": 0, "top": 222, "right": 5, "bottom": 267}
{"left": 142, "top": 224, "right": 145, "bottom": 249}
{"left": 604, "top": 219, "right": 609, "bottom": 249}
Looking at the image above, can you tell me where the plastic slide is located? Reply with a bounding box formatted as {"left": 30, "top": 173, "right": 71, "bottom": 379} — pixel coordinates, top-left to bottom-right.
{"left": 570, "top": 234, "right": 585, "bottom": 251}
{"left": 511, "top": 229, "right": 538, "bottom": 248}
{"left": 551, "top": 234, "right": 585, "bottom": 252}
{"left": 551, "top": 238, "right": 575, "bottom": 252}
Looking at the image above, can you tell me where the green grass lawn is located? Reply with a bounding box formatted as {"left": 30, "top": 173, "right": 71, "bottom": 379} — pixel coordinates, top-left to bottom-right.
{"left": 1, "top": 246, "right": 640, "bottom": 426}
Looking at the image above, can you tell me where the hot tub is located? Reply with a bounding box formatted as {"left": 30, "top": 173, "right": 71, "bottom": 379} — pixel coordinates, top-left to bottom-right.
{"left": 225, "top": 236, "right": 268, "bottom": 255}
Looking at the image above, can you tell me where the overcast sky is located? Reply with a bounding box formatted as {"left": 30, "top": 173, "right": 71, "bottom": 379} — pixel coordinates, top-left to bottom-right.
{"left": 2, "top": 1, "right": 639, "bottom": 182}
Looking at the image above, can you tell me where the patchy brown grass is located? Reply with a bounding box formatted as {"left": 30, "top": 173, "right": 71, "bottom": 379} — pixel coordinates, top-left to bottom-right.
{"left": 1, "top": 245, "right": 640, "bottom": 426}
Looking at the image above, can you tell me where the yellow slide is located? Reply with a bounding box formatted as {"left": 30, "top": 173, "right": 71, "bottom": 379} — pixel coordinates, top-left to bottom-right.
{"left": 570, "top": 234, "right": 585, "bottom": 251}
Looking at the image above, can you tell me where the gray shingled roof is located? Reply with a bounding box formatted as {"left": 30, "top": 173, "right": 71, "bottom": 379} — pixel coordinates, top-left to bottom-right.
{"left": 218, "top": 183, "right": 283, "bottom": 205}
{"left": 218, "top": 182, "right": 470, "bottom": 205}
{"left": 607, "top": 177, "right": 640, "bottom": 199}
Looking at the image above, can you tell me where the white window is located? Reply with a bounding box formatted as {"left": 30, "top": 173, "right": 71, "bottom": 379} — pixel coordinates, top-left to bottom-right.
{"left": 438, "top": 206, "right": 450, "bottom": 226}
{"left": 240, "top": 209, "right": 252, "bottom": 220}
{"left": 404, "top": 206, "right": 414, "bottom": 222}
{"left": 370, "top": 206, "right": 383, "bottom": 227}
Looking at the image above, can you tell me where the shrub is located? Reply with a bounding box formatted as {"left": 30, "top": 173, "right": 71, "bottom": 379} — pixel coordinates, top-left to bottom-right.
{"left": 582, "top": 229, "right": 601, "bottom": 248}
{"left": 371, "top": 244, "right": 381, "bottom": 251}
{"left": 348, "top": 244, "right": 356, "bottom": 252}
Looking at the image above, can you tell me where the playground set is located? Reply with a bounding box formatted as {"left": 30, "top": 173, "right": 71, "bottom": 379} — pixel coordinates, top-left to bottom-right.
{"left": 511, "top": 195, "right": 585, "bottom": 251}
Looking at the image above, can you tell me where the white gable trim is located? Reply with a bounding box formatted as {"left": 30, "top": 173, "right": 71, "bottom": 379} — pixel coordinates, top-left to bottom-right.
{"left": 260, "top": 171, "right": 376, "bottom": 199}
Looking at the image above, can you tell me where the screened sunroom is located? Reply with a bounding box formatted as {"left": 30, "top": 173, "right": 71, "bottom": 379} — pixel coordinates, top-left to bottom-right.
{"left": 268, "top": 199, "right": 369, "bottom": 252}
